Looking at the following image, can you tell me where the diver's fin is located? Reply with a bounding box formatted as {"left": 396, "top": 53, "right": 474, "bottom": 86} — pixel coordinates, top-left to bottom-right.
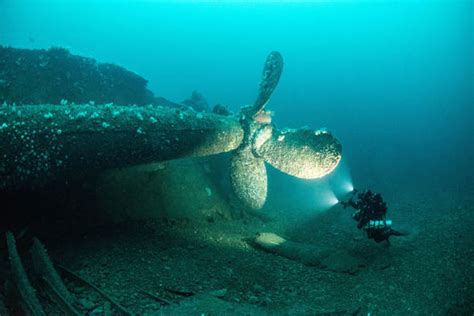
{"left": 258, "top": 128, "right": 342, "bottom": 179}
{"left": 389, "top": 229, "right": 409, "bottom": 237}
{"left": 230, "top": 147, "right": 267, "bottom": 210}
{"left": 252, "top": 51, "right": 284, "bottom": 114}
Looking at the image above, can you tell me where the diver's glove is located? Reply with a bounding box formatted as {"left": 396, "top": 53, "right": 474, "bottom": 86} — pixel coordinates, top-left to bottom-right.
{"left": 340, "top": 189, "right": 358, "bottom": 209}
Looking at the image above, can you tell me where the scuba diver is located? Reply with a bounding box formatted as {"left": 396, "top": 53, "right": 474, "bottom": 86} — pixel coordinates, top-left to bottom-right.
{"left": 340, "top": 189, "right": 407, "bottom": 243}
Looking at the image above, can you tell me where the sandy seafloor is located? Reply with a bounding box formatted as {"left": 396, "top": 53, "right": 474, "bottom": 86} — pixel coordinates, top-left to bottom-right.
{"left": 37, "top": 178, "right": 473, "bottom": 316}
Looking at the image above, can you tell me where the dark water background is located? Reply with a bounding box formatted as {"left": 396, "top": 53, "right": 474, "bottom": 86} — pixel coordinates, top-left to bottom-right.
{"left": 1, "top": 0, "right": 472, "bottom": 210}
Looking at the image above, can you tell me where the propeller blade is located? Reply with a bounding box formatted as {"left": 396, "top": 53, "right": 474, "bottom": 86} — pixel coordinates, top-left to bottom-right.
{"left": 257, "top": 128, "right": 342, "bottom": 179}
{"left": 230, "top": 147, "right": 268, "bottom": 210}
{"left": 253, "top": 51, "right": 284, "bottom": 114}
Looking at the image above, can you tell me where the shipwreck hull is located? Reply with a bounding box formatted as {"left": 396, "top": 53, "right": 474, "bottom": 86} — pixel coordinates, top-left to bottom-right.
{"left": 0, "top": 103, "right": 243, "bottom": 190}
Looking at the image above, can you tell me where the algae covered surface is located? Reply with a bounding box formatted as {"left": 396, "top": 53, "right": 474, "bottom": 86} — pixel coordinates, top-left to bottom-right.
{"left": 1, "top": 1, "right": 472, "bottom": 315}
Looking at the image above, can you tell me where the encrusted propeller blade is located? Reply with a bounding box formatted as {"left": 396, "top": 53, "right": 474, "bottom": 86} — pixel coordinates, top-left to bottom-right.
{"left": 252, "top": 51, "right": 284, "bottom": 114}
{"left": 256, "top": 128, "right": 342, "bottom": 179}
{"left": 230, "top": 147, "right": 268, "bottom": 210}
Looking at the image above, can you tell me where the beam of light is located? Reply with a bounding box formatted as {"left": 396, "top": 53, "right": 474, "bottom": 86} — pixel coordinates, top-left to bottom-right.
{"left": 341, "top": 180, "right": 354, "bottom": 194}
{"left": 325, "top": 191, "right": 340, "bottom": 206}
{"left": 327, "top": 157, "right": 354, "bottom": 197}
{"left": 314, "top": 186, "right": 339, "bottom": 211}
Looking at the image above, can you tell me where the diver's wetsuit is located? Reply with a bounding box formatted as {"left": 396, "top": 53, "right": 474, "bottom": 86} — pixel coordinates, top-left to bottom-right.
{"left": 341, "top": 190, "right": 406, "bottom": 243}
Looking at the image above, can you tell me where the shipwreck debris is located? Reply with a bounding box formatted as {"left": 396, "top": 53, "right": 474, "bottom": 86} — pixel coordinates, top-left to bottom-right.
{"left": 5, "top": 231, "right": 46, "bottom": 316}
{"left": 56, "top": 264, "right": 133, "bottom": 316}
{"left": 3, "top": 232, "right": 133, "bottom": 315}
{"left": 0, "top": 50, "right": 342, "bottom": 211}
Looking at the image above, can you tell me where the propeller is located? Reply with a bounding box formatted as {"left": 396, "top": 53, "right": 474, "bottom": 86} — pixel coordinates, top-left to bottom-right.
{"left": 257, "top": 128, "right": 341, "bottom": 179}
{"left": 252, "top": 51, "right": 284, "bottom": 114}
{"left": 230, "top": 52, "right": 342, "bottom": 210}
